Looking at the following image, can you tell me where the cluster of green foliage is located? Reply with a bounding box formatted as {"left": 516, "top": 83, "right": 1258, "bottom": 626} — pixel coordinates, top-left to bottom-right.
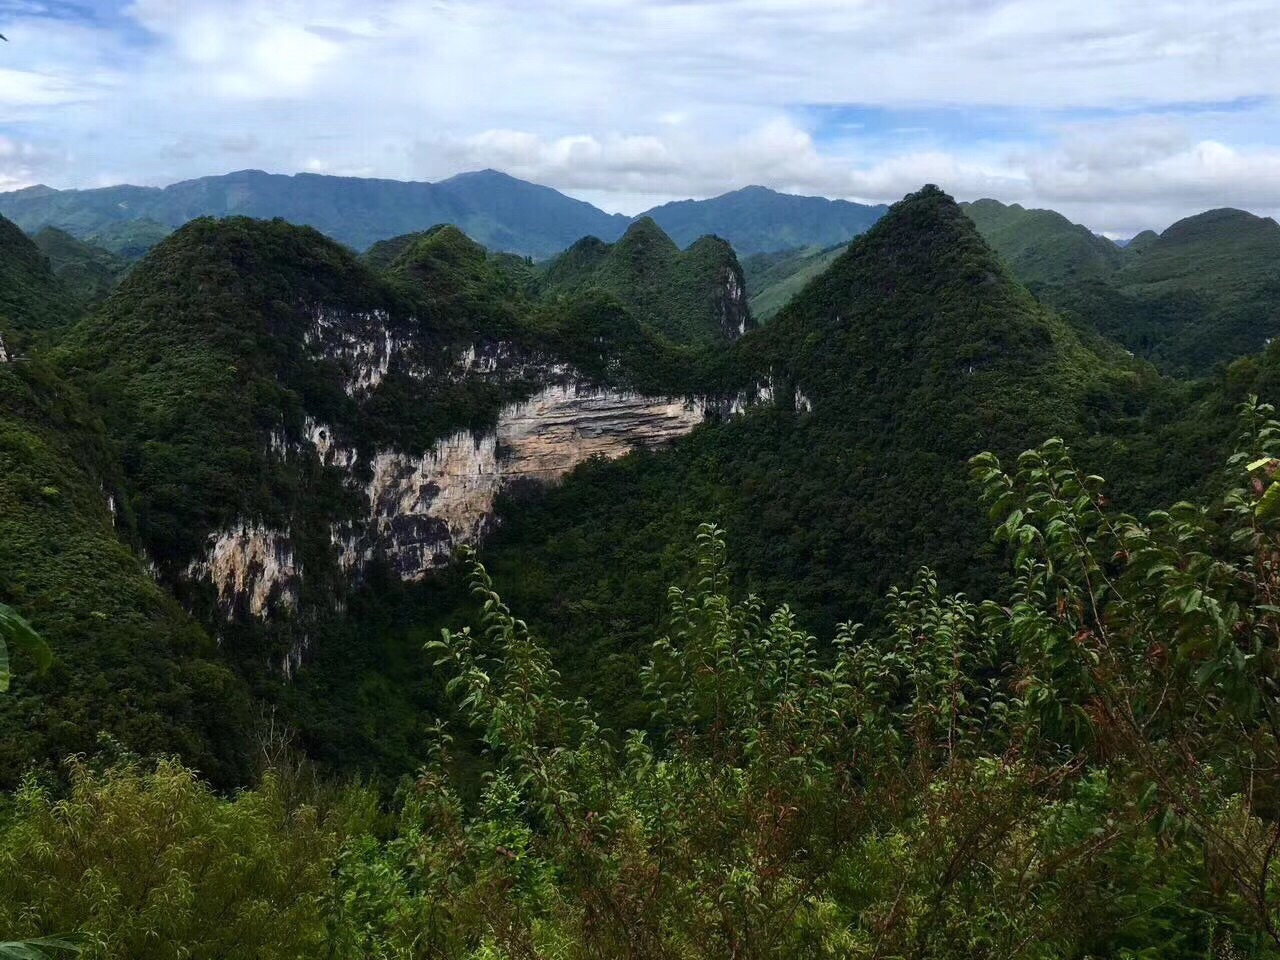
{"left": 5, "top": 414, "right": 1280, "bottom": 955}
{"left": 539, "top": 217, "right": 751, "bottom": 345}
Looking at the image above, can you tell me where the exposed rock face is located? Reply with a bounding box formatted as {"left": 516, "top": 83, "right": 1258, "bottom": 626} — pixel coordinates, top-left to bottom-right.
{"left": 715, "top": 265, "right": 752, "bottom": 339}
{"left": 304, "top": 306, "right": 399, "bottom": 396}
{"left": 186, "top": 523, "right": 300, "bottom": 620}
{"left": 0, "top": 334, "right": 8, "bottom": 363}
{"left": 185, "top": 297, "right": 794, "bottom": 633}
{"left": 338, "top": 383, "right": 708, "bottom": 580}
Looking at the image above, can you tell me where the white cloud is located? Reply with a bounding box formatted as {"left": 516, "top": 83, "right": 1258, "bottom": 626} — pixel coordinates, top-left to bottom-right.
{"left": 0, "top": 0, "right": 1278, "bottom": 233}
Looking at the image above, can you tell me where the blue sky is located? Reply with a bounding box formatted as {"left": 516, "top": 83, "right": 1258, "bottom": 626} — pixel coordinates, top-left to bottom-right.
{"left": 2, "top": 0, "right": 1280, "bottom": 236}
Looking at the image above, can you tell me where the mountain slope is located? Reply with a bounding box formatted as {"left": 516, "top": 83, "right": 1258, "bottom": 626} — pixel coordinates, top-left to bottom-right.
{"left": 32, "top": 227, "right": 127, "bottom": 306}
{"left": 642, "top": 185, "right": 886, "bottom": 255}
{"left": 961, "top": 198, "right": 1122, "bottom": 286}
{"left": 0, "top": 214, "right": 76, "bottom": 342}
{"left": 0, "top": 240, "right": 253, "bottom": 785}
{"left": 1042, "top": 208, "right": 1280, "bottom": 374}
{"left": 470, "top": 186, "right": 1164, "bottom": 725}
{"left": 741, "top": 243, "right": 846, "bottom": 321}
{"left": 540, "top": 217, "right": 752, "bottom": 344}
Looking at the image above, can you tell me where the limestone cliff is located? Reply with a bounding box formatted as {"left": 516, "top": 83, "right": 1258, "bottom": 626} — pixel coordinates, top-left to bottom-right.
{"left": 714, "top": 262, "right": 751, "bottom": 340}
{"left": 335, "top": 383, "right": 709, "bottom": 579}
{"left": 183, "top": 304, "right": 726, "bottom": 616}
{"left": 185, "top": 522, "right": 300, "bottom": 620}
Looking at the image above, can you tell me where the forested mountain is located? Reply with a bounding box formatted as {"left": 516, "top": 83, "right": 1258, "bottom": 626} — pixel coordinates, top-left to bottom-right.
{"left": 4, "top": 183, "right": 1280, "bottom": 956}
{"left": 0, "top": 218, "right": 254, "bottom": 785}
{"left": 539, "top": 217, "right": 752, "bottom": 343}
{"left": 472, "top": 186, "right": 1216, "bottom": 719}
{"left": 962, "top": 199, "right": 1280, "bottom": 375}
{"left": 960, "top": 198, "right": 1123, "bottom": 285}
{"left": 0, "top": 170, "right": 887, "bottom": 261}
{"left": 0, "top": 169, "right": 631, "bottom": 258}
{"left": 640, "top": 184, "right": 886, "bottom": 255}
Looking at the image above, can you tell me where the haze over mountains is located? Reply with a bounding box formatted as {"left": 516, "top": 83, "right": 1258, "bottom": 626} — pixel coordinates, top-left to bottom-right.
{"left": 0, "top": 168, "right": 889, "bottom": 259}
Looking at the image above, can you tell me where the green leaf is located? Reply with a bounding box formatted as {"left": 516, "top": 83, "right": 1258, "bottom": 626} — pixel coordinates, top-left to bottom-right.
{"left": 0, "top": 603, "right": 52, "bottom": 693}
{"left": 0, "top": 935, "right": 87, "bottom": 959}
{"left": 1257, "top": 481, "right": 1280, "bottom": 520}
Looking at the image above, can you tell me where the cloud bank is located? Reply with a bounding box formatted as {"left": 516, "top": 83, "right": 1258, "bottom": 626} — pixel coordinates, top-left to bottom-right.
{"left": 0, "top": 0, "right": 1279, "bottom": 234}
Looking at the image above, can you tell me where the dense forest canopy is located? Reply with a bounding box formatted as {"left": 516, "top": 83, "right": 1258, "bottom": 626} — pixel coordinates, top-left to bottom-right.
{"left": 1, "top": 177, "right": 1280, "bottom": 957}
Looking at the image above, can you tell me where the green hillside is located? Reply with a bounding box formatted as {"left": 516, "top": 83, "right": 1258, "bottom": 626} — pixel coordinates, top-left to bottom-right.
{"left": 964, "top": 200, "right": 1280, "bottom": 375}
{"left": 32, "top": 226, "right": 127, "bottom": 306}
{"left": 86, "top": 218, "right": 172, "bottom": 259}
{"left": 1049, "top": 210, "right": 1280, "bottom": 374}
{"left": 0, "top": 236, "right": 253, "bottom": 785}
{"left": 540, "top": 217, "right": 752, "bottom": 344}
{"left": 742, "top": 243, "right": 846, "bottom": 321}
{"left": 961, "top": 198, "right": 1122, "bottom": 285}
{"left": 0, "top": 214, "right": 77, "bottom": 342}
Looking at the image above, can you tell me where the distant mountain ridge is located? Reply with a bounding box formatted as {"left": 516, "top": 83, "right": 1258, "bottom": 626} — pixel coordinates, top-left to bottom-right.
{"left": 0, "top": 169, "right": 887, "bottom": 260}
{"left": 0, "top": 169, "right": 629, "bottom": 259}
{"left": 643, "top": 185, "right": 887, "bottom": 255}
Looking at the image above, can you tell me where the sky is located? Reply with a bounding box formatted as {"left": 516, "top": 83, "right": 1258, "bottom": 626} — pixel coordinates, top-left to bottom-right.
{"left": 1, "top": 0, "right": 1280, "bottom": 237}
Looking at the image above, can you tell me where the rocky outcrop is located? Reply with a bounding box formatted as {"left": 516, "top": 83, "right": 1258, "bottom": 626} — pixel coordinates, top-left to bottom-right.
{"left": 304, "top": 306, "right": 400, "bottom": 396}
{"left": 189, "top": 308, "right": 797, "bottom": 628}
{"left": 185, "top": 523, "right": 300, "bottom": 620}
{"left": 333, "top": 383, "right": 708, "bottom": 580}
{"left": 715, "top": 265, "right": 752, "bottom": 339}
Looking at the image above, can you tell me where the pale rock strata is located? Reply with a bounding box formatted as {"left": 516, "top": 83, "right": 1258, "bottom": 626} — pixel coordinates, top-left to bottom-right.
{"left": 348, "top": 384, "right": 708, "bottom": 579}
{"left": 304, "top": 306, "right": 398, "bottom": 396}
{"left": 186, "top": 522, "right": 300, "bottom": 620}
{"left": 715, "top": 267, "right": 752, "bottom": 340}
